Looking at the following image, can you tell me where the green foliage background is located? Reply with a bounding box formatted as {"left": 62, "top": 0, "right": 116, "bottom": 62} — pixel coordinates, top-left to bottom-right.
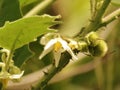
{"left": 0, "top": 0, "right": 120, "bottom": 90}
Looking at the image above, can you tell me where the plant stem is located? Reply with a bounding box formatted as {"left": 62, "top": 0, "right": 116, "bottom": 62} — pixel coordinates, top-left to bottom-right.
{"left": 32, "top": 52, "right": 71, "bottom": 90}
{"left": 102, "top": 8, "right": 120, "bottom": 25}
{"left": 24, "top": 0, "right": 57, "bottom": 18}
{"left": 82, "top": 0, "right": 111, "bottom": 35}
{"left": 5, "top": 50, "right": 13, "bottom": 71}
{"left": 90, "top": 0, "right": 97, "bottom": 19}
{"left": 32, "top": 65, "right": 57, "bottom": 90}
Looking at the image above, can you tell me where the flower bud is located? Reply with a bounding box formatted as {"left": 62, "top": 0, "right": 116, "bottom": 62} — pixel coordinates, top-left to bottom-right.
{"left": 78, "top": 41, "right": 88, "bottom": 52}
{"left": 85, "top": 31, "right": 99, "bottom": 46}
{"left": 88, "top": 40, "right": 108, "bottom": 57}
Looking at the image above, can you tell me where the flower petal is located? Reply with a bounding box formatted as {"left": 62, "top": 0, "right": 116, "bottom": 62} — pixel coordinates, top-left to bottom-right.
{"left": 39, "top": 39, "right": 56, "bottom": 59}
{"left": 9, "top": 71, "right": 24, "bottom": 79}
{"left": 39, "top": 46, "right": 53, "bottom": 59}
{"left": 63, "top": 43, "right": 78, "bottom": 60}
{"left": 59, "top": 38, "right": 78, "bottom": 60}
{"left": 54, "top": 49, "right": 62, "bottom": 67}
{"left": 44, "top": 39, "right": 57, "bottom": 50}
{"left": 66, "top": 48, "right": 78, "bottom": 60}
{"left": 57, "top": 38, "right": 68, "bottom": 50}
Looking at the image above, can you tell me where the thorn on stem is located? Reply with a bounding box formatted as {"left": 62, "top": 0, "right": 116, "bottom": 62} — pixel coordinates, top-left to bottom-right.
{"left": 43, "top": 70, "right": 49, "bottom": 76}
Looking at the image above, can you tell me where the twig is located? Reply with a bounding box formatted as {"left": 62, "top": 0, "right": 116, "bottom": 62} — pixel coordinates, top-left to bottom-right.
{"left": 90, "top": 0, "right": 97, "bottom": 19}
{"left": 7, "top": 53, "right": 111, "bottom": 90}
{"left": 82, "top": 0, "right": 111, "bottom": 35}
{"left": 32, "top": 52, "right": 71, "bottom": 90}
{"left": 102, "top": 8, "right": 120, "bottom": 25}
{"left": 32, "top": 65, "right": 57, "bottom": 90}
{"left": 24, "top": 0, "right": 57, "bottom": 18}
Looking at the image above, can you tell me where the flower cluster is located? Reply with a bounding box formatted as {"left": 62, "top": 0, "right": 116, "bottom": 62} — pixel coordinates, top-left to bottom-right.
{"left": 0, "top": 62, "right": 24, "bottom": 80}
{"left": 39, "top": 33, "right": 78, "bottom": 67}
{"left": 39, "top": 32, "right": 108, "bottom": 67}
{"left": 0, "top": 49, "right": 24, "bottom": 88}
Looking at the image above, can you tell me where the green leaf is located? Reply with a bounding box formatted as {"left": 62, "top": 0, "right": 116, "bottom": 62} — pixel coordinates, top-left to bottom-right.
{"left": 112, "top": 0, "right": 120, "bottom": 6}
{"left": 0, "top": 0, "right": 22, "bottom": 26}
{"left": 13, "top": 45, "right": 33, "bottom": 67}
{"left": 19, "top": 0, "right": 39, "bottom": 7}
{"left": 0, "top": 15, "right": 60, "bottom": 50}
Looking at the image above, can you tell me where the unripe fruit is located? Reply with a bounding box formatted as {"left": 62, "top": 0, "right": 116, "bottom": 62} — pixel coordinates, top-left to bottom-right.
{"left": 78, "top": 41, "right": 88, "bottom": 52}
{"left": 88, "top": 40, "right": 108, "bottom": 57}
{"left": 85, "top": 31, "right": 99, "bottom": 46}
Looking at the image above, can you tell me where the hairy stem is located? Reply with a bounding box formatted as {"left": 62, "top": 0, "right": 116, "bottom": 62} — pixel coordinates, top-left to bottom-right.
{"left": 32, "top": 65, "right": 57, "bottom": 90}
{"left": 32, "top": 52, "right": 71, "bottom": 90}
{"left": 24, "top": 0, "right": 57, "bottom": 17}
{"left": 82, "top": 0, "right": 111, "bottom": 35}
{"left": 90, "top": 0, "right": 97, "bottom": 19}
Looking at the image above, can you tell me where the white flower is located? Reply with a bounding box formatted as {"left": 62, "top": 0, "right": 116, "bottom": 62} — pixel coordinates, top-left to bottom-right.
{"left": 39, "top": 37, "right": 78, "bottom": 67}
{"left": 68, "top": 39, "right": 78, "bottom": 50}
{"left": 0, "top": 70, "right": 24, "bottom": 88}
{"left": 9, "top": 71, "right": 24, "bottom": 79}
{"left": 0, "top": 71, "right": 24, "bottom": 80}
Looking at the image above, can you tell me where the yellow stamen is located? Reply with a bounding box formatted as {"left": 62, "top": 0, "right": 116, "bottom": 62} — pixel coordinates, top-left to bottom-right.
{"left": 54, "top": 41, "right": 62, "bottom": 52}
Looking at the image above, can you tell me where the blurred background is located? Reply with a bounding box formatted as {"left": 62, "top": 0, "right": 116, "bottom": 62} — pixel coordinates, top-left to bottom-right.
{"left": 17, "top": 0, "right": 120, "bottom": 90}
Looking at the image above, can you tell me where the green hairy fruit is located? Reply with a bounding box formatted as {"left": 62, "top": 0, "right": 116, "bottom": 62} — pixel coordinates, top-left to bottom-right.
{"left": 85, "top": 31, "right": 99, "bottom": 46}
{"left": 88, "top": 40, "right": 108, "bottom": 57}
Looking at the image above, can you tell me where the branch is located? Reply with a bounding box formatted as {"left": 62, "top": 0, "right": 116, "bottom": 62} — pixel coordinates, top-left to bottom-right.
{"left": 102, "top": 8, "right": 120, "bottom": 25}
{"left": 32, "top": 65, "right": 57, "bottom": 90}
{"left": 93, "top": 0, "right": 111, "bottom": 22}
{"left": 24, "top": 0, "right": 57, "bottom": 18}
{"left": 82, "top": 0, "right": 111, "bottom": 35}
{"left": 32, "top": 52, "right": 71, "bottom": 90}
{"left": 7, "top": 53, "right": 110, "bottom": 90}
